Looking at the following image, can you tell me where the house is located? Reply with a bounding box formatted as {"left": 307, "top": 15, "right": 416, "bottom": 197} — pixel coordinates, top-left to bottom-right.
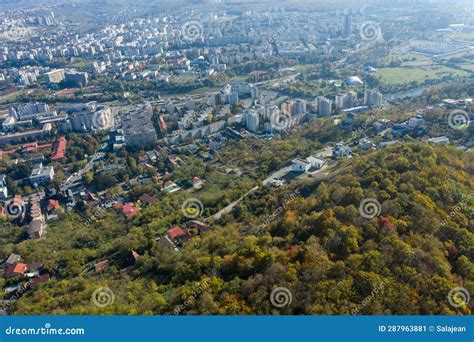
{"left": 291, "top": 158, "right": 311, "bottom": 173}
{"left": 4, "top": 263, "right": 28, "bottom": 278}
{"left": 160, "top": 235, "right": 176, "bottom": 249}
{"left": 305, "top": 156, "right": 326, "bottom": 169}
{"left": 120, "top": 203, "right": 141, "bottom": 218}
{"left": 167, "top": 226, "right": 193, "bottom": 245}
{"left": 51, "top": 136, "right": 67, "bottom": 161}
{"left": 139, "top": 194, "right": 158, "bottom": 206}
{"left": 186, "top": 220, "right": 210, "bottom": 234}
{"left": 130, "top": 250, "right": 140, "bottom": 265}
{"left": 46, "top": 199, "right": 61, "bottom": 212}
{"left": 269, "top": 178, "right": 285, "bottom": 187}
{"left": 408, "top": 115, "right": 425, "bottom": 128}
{"left": 27, "top": 219, "right": 45, "bottom": 239}
{"left": 28, "top": 262, "right": 43, "bottom": 272}
{"left": 441, "top": 99, "right": 458, "bottom": 108}
{"left": 161, "top": 181, "right": 181, "bottom": 193}
{"left": 145, "top": 151, "right": 157, "bottom": 163}
{"left": 373, "top": 119, "right": 391, "bottom": 132}
{"left": 46, "top": 199, "right": 61, "bottom": 221}
{"left": 30, "top": 274, "right": 50, "bottom": 289}
{"left": 29, "top": 164, "right": 55, "bottom": 185}
{"left": 167, "top": 156, "right": 183, "bottom": 169}
{"left": 358, "top": 137, "right": 376, "bottom": 151}
{"left": 94, "top": 260, "right": 109, "bottom": 272}
{"left": 391, "top": 123, "right": 409, "bottom": 137}
{"left": 428, "top": 136, "right": 450, "bottom": 145}
{"left": 167, "top": 226, "right": 186, "bottom": 241}
{"left": 332, "top": 143, "right": 352, "bottom": 159}
{"left": 190, "top": 177, "right": 204, "bottom": 189}
{"left": 3, "top": 253, "right": 21, "bottom": 268}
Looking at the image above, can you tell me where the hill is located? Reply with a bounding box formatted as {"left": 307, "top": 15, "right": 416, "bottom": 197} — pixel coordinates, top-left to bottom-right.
{"left": 6, "top": 142, "right": 474, "bottom": 315}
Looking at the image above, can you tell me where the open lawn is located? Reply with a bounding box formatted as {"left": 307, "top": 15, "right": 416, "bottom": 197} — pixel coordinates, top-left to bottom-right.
{"left": 382, "top": 53, "right": 430, "bottom": 64}
{"left": 374, "top": 66, "right": 470, "bottom": 85}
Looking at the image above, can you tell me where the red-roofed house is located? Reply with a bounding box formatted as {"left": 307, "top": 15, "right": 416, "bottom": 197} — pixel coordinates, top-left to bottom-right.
{"left": 190, "top": 177, "right": 204, "bottom": 189}
{"left": 4, "top": 263, "right": 28, "bottom": 278}
{"left": 167, "top": 226, "right": 185, "bottom": 240}
{"left": 121, "top": 203, "right": 141, "bottom": 218}
{"left": 51, "top": 136, "right": 67, "bottom": 161}
{"left": 166, "top": 226, "right": 192, "bottom": 246}
{"left": 47, "top": 199, "right": 61, "bottom": 212}
{"left": 130, "top": 250, "right": 140, "bottom": 265}
{"left": 159, "top": 115, "right": 167, "bottom": 132}
{"left": 94, "top": 260, "right": 110, "bottom": 272}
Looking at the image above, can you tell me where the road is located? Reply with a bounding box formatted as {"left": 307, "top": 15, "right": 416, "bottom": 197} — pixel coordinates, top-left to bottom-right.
{"left": 207, "top": 186, "right": 259, "bottom": 221}
{"left": 60, "top": 143, "right": 107, "bottom": 191}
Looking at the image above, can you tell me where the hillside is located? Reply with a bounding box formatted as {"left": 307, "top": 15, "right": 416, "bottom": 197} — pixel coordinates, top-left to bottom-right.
{"left": 6, "top": 142, "right": 474, "bottom": 315}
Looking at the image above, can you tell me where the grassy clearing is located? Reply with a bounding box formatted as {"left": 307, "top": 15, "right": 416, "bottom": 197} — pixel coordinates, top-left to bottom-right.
{"left": 374, "top": 65, "right": 470, "bottom": 85}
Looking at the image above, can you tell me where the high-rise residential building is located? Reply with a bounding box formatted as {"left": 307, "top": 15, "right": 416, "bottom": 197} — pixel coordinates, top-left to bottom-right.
{"left": 282, "top": 99, "right": 306, "bottom": 116}
{"left": 245, "top": 110, "right": 259, "bottom": 132}
{"left": 346, "top": 91, "right": 358, "bottom": 108}
{"left": 225, "top": 92, "right": 239, "bottom": 105}
{"left": 65, "top": 71, "right": 89, "bottom": 86}
{"left": 335, "top": 94, "right": 347, "bottom": 110}
{"left": 251, "top": 85, "right": 259, "bottom": 99}
{"left": 342, "top": 15, "right": 352, "bottom": 37}
{"left": 122, "top": 102, "right": 158, "bottom": 147}
{"left": 364, "top": 90, "right": 383, "bottom": 107}
{"left": 44, "top": 69, "right": 65, "bottom": 84}
{"left": 316, "top": 97, "right": 333, "bottom": 117}
{"left": 335, "top": 92, "right": 358, "bottom": 110}
{"left": 281, "top": 100, "right": 294, "bottom": 116}
{"left": 294, "top": 99, "right": 306, "bottom": 115}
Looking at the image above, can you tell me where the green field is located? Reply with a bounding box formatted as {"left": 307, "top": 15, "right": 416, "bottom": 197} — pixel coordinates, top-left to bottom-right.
{"left": 382, "top": 53, "right": 430, "bottom": 64}
{"left": 374, "top": 66, "right": 470, "bottom": 85}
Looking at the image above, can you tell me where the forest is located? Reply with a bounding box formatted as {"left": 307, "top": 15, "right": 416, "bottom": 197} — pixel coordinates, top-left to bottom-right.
{"left": 2, "top": 141, "right": 473, "bottom": 315}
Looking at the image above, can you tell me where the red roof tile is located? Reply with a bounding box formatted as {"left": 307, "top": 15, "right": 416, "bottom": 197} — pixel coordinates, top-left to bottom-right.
{"left": 51, "top": 136, "right": 67, "bottom": 161}
{"left": 121, "top": 203, "right": 141, "bottom": 218}
{"left": 5, "top": 263, "right": 28, "bottom": 277}
{"left": 167, "top": 226, "right": 185, "bottom": 240}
